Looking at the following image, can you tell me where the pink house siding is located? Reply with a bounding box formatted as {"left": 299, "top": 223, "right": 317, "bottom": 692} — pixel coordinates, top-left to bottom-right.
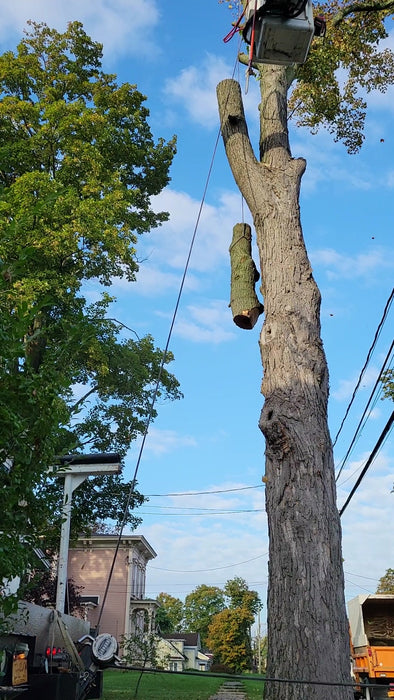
{"left": 68, "top": 534, "right": 156, "bottom": 645}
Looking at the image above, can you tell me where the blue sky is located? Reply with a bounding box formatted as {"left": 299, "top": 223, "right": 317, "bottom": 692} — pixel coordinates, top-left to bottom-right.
{"left": 1, "top": 0, "right": 393, "bottom": 628}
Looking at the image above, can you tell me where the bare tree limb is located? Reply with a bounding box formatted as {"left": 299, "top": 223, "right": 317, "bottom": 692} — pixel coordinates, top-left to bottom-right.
{"left": 333, "top": 0, "right": 394, "bottom": 26}
{"left": 70, "top": 386, "right": 98, "bottom": 413}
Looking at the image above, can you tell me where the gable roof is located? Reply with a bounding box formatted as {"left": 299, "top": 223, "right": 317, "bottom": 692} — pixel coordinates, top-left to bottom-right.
{"left": 159, "top": 638, "right": 186, "bottom": 660}
{"left": 162, "top": 632, "right": 200, "bottom": 647}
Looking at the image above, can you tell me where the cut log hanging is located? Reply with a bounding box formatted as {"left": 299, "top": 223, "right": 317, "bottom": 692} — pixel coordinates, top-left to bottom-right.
{"left": 229, "top": 223, "right": 264, "bottom": 330}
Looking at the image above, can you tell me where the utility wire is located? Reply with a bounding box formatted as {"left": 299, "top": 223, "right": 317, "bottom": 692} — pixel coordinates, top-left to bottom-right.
{"left": 139, "top": 509, "right": 263, "bottom": 516}
{"left": 140, "top": 504, "right": 262, "bottom": 511}
{"left": 96, "top": 132, "right": 221, "bottom": 629}
{"left": 150, "top": 552, "right": 268, "bottom": 573}
{"left": 333, "top": 287, "right": 394, "bottom": 447}
{"left": 339, "top": 410, "right": 394, "bottom": 517}
{"left": 146, "top": 484, "right": 263, "bottom": 497}
{"left": 124, "top": 666, "right": 374, "bottom": 690}
{"left": 335, "top": 338, "right": 394, "bottom": 481}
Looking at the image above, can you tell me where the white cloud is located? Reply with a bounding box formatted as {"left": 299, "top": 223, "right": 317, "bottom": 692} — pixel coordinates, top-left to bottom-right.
{"left": 117, "top": 187, "right": 251, "bottom": 298}
{"left": 164, "top": 54, "right": 232, "bottom": 129}
{"left": 142, "top": 427, "right": 197, "bottom": 456}
{"left": 337, "top": 451, "right": 394, "bottom": 600}
{"left": 163, "top": 53, "right": 261, "bottom": 132}
{"left": 134, "top": 450, "right": 394, "bottom": 611}
{"left": 131, "top": 457, "right": 393, "bottom": 614}
{"left": 134, "top": 480, "right": 269, "bottom": 605}
{"left": 0, "top": 0, "right": 160, "bottom": 58}
{"left": 121, "top": 264, "right": 201, "bottom": 298}
{"left": 332, "top": 365, "right": 385, "bottom": 402}
{"left": 292, "top": 130, "right": 373, "bottom": 192}
{"left": 103, "top": 187, "right": 248, "bottom": 301}
{"left": 173, "top": 300, "right": 236, "bottom": 344}
{"left": 310, "top": 246, "right": 394, "bottom": 281}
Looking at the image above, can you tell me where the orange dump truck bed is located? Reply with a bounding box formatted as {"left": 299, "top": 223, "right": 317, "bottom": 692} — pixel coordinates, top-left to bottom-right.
{"left": 348, "top": 595, "right": 394, "bottom": 699}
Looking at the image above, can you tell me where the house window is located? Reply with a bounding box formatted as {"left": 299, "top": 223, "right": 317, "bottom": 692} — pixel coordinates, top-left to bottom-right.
{"left": 169, "top": 662, "right": 178, "bottom": 672}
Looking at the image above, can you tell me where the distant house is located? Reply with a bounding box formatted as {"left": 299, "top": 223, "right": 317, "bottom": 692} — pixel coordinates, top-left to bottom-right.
{"left": 158, "top": 633, "right": 211, "bottom": 672}
{"left": 67, "top": 534, "right": 159, "bottom": 647}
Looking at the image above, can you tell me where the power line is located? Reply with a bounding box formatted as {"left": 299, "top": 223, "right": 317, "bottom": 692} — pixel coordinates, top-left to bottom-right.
{"left": 140, "top": 509, "right": 263, "bottom": 516}
{"left": 150, "top": 552, "right": 268, "bottom": 573}
{"left": 146, "top": 484, "right": 263, "bottom": 497}
{"left": 335, "top": 338, "right": 394, "bottom": 481}
{"left": 343, "top": 570, "right": 380, "bottom": 581}
{"left": 142, "top": 504, "right": 262, "bottom": 510}
{"left": 333, "top": 287, "right": 393, "bottom": 447}
{"left": 344, "top": 577, "right": 377, "bottom": 594}
{"left": 339, "top": 410, "right": 394, "bottom": 517}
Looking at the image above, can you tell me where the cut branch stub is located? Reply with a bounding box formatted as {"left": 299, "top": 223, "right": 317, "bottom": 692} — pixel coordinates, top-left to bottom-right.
{"left": 229, "top": 223, "right": 264, "bottom": 330}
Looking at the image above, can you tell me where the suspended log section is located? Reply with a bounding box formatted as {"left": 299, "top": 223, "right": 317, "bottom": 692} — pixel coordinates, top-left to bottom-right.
{"left": 229, "top": 223, "right": 264, "bottom": 330}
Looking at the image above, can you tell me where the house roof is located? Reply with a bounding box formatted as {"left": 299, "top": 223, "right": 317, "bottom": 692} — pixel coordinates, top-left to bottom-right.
{"left": 159, "top": 639, "right": 187, "bottom": 661}
{"left": 162, "top": 633, "right": 200, "bottom": 647}
{"left": 74, "top": 534, "right": 157, "bottom": 560}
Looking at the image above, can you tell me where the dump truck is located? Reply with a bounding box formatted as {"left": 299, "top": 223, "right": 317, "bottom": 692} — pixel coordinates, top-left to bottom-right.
{"left": 348, "top": 594, "right": 394, "bottom": 700}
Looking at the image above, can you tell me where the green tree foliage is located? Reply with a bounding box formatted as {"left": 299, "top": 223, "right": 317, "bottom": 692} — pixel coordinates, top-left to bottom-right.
{"left": 156, "top": 592, "right": 184, "bottom": 633}
{"left": 224, "top": 575, "right": 260, "bottom": 614}
{"left": 227, "top": 0, "right": 394, "bottom": 153}
{"left": 381, "top": 369, "right": 394, "bottom": 401}
{"left": 22, "top": 570, "right": 84, "bottom": 615}
{"left": 376, "top": 568, "right": 394, "bottom": 594}
{"left": 206, "top": 577, "right": 261, "bottom": 672}
{"left": 183, "top": 585, "right": 226, "bottom": 646}
{"left": 290, "top": 0, "right": 394, "bottom": 152}
{"left": 0, "top": 21, "right": 180, "bottom": 605}
{"left": 206, "top": 605, "right": 255, "bottom": 673}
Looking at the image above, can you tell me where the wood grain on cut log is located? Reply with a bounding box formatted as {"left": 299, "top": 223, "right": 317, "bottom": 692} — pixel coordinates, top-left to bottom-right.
{"left": 229, "top": 223, "right": 264, "bottom": 329}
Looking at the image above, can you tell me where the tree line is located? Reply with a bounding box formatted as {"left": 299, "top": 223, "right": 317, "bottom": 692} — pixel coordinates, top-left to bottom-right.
{"left": 153, "top": 568, "right": 393, "bottom": 674}
{"left": 155, "top": 576, "right": 261, "bottom": 673}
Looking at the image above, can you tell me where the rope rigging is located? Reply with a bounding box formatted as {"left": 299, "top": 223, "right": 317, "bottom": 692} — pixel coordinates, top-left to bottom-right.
{"left": 96, "top": 12, "right": 389, "bottom": 631}
{"left": 96, "top": 46, "right": 245, "bottom": 632}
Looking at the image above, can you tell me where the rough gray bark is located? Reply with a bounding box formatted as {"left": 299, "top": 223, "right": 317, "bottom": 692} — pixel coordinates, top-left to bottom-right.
{"left": 217, "top": 74, "right": 353, "bottom": 700}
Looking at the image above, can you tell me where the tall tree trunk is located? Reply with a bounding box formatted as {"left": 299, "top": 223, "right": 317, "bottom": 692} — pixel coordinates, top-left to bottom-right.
{"left": 217, "top": 72, "right": 353, "bottom": 700}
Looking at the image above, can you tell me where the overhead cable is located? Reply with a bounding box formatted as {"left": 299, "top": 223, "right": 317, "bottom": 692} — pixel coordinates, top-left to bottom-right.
{"left": 333, "top": 287, "right": 393, "bottom": 447}
{"left": 335, "top": 338, "right": 394, "bottom": 481}
{"left": 139, "top": 508, "right": 263, "bottom": 516}
{"left": 125, "top": 666, "right": 372, "bottom": 690}
{"left": 150, "top": 552, "right": 268, "bottom": 573}
{"left": 146, "top": 484, "right": 263, "bottom": 497}
{"left": 339, "top": 410, "right": 394, "bottom": 517}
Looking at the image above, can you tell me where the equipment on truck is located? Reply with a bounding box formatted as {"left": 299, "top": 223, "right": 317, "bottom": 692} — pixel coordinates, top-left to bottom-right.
{"left": 348, "top": 594, "right": 394, "bottom": 700}
{"left": 0, "top": 602, "right": 120, "bottom": 699}
{"left": 0, "top": 453, "right": 123, "bottom": 698}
